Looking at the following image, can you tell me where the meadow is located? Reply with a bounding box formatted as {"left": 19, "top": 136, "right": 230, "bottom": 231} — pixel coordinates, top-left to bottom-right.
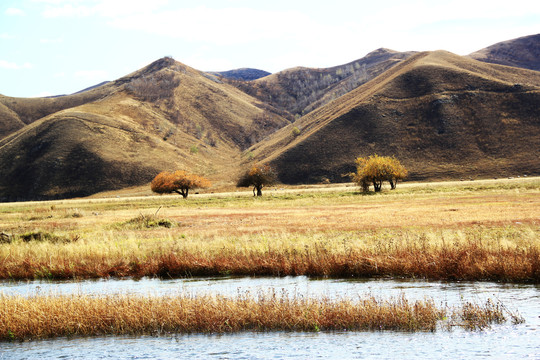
{"left": 0, "top": 177, "right": 538, "bottom": 340}
{"left": 0, "top": 177, "right": 538, "bottom": 282}
{"left": 0, "top": 179, "right": 540, "bottom": 283}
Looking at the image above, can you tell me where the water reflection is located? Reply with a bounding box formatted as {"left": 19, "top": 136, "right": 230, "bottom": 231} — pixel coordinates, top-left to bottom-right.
{"left": 1, "top": 277, "right": 539, "bottom": 359}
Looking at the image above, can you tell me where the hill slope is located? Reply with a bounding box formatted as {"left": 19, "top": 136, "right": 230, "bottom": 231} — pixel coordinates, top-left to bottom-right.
{"left": 469, "top": 33, "right": 540, "bottom": 71}
{"left": 0, "top": 83, "right": 119, "bottom": 139}
{"left": 250, "top": 51, "right": 540, "bottom": 183}
{"left": 0, "top": 57, "right": 289, "bottom": 201}
{"left": 228, "top": 48, "right": 416, "bottom": 118}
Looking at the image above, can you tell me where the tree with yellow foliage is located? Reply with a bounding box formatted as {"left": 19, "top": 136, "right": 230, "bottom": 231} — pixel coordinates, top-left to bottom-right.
{"left": 353, "top": 155, "right": 408, "bottom": 192}
{"left": 237, "top": 164, "right": 277, "bottom": 196}
{"left": 151, "top": 170, "right": 211, "bottom": 198}
{"left": 386, "top": 156, "right": 408, "bottom": 190}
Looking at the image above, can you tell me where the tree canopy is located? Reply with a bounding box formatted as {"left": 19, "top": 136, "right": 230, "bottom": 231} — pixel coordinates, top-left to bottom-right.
{"left": 151, "top": 170, "right": 211, "bottom": 198}
{"left": 237, "top": 164, "right": 277, "bottom": 196}
{"left": 353, "top": 155, "right": 408, "bottom": 192}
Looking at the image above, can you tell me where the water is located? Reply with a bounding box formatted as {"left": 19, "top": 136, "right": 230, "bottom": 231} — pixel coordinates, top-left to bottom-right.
{"left": 1, "top": 277, "right": 539, "bottom": 359}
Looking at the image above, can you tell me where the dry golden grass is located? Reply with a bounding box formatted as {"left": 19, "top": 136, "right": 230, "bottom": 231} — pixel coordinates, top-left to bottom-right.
{"left": 0, "top": 178, "right": 538, "bottom": 282}
{"left": 0, "top": 291, "right": 519, "bottom": 341}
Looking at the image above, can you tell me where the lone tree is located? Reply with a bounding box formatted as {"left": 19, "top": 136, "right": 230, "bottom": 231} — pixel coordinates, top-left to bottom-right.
{"left": 237, "top": 163, "right": 277, "bottom": 196}
{"left": 151, "top": 170, "right": 211, "bottom": 198}
{"left": 353, "top": 155, "right": 408, "bottom": 192}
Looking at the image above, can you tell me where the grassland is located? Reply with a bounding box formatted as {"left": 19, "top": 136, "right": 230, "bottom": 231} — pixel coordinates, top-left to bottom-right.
{"left": 0, "top": 177, "right": 538, "bottom": 283}
{"left": 0, "top": 178, "right": 536, "bottom": 340}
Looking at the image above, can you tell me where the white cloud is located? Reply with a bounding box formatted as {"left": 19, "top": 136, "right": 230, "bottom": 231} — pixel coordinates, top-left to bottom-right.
{"left": 109, "top": 7, "right": 336, "bottom": 46}
{"left": 0, "top": 60, "right": 33, "bottom": 70}
{"left": 74, "top": 69, "right": 109, "bottom": 81}
{"left": 40, "top": 37, "right": 64, "bottom": 44}
{"left": 0, "top": 33, "right": 15, "bottom": 39}
{"left": 41, "top": 0, "right": 169, "bottom": 18}
{"left": 93, "top": 0, "right": 169, "bottom": 17}
{"left": 42, "top": 3, "right": 95, "bottom": 18}
{"left": 31, "top": 0, "right": 74, "bottom": 4}
{"left": 5, "top": 8, "right": 25, "bottom": 16}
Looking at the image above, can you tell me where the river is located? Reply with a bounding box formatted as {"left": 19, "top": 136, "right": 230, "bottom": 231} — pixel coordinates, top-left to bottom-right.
{"left": 1, "top": 276, "right": 538, "bottom": 359}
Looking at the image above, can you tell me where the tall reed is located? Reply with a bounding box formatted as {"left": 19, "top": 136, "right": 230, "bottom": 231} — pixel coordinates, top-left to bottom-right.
{"left": 0, "top": 292, "right": 518, "bottom": 341}
{"left": 1, "top": 227, "right": 538, "bottom": 282}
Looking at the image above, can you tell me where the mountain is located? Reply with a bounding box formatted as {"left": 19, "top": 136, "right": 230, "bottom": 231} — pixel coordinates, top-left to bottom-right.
{"left": 0, "top": 57, "right": 289, "bottom": 201}
{"left": 227, "top": 48, "right": 416, "bottom": 118}
{"left": 2, "top": 35, "right": 540, "bottom": 201}
{"left": 469, "top": 34, "right": 540, "bottom": 71}
{"left": 208, "top": 68, "right": 271, "bottom": 81}
{"left": 249, "top": 51, "right": 540, "bottom": 183}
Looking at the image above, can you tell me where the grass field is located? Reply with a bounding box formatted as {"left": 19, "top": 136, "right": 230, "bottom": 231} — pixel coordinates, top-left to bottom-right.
{"left": 0, "top": 177, "right": 538, "bottom": 282}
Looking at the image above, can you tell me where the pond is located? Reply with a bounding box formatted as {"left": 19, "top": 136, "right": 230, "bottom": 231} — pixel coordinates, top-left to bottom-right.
{"left": 1, "top": 277, "right": 539, "bottom": 359}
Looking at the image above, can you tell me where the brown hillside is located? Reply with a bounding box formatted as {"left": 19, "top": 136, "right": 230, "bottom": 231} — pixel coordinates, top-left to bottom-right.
{"left": 228, "top": 49, "right": 415, "bottom": 118}
{"left": 0, "top": 111, "right": 187, "bottom": 200}
{"left": 469, "top": 33, "right": 540, "bottom": 71}
{"left": 251, "top": 51, "right": 540, "bottom": 183}
{"left": 0, "top": 57, "right": 289, "bottom": 201}
{"left": 0, "top": 98, "right": 25, "bottom": 138}
{"left": 0, "top": 82, "right": 120, "bottom": 138}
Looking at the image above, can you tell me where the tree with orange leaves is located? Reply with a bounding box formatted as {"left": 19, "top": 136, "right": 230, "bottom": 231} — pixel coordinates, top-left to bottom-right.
{"left": 237, "top": 163, "right": 277, "bottom": 196}
{"left": 151, "top": 170, "right": 211, "bottom": 198}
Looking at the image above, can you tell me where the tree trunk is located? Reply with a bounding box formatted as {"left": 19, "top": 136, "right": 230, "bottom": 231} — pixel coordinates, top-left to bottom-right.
{"left": 256, "top": 186, "right": 263, "bottom": 196}
{"left": 175, "top": 188, "right": 189, "bottom": 198}
{"left": 361, "top": 179, "right": 370, "bottom": 192}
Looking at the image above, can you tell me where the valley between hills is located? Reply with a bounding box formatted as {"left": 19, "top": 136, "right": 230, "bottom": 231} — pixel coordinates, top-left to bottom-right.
{"left": 0, "top": 34, "right": 539, "bottom": 201}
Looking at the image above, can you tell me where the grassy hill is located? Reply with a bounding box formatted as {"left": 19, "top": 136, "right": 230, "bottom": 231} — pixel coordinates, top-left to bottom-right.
{"left": 469, "top": 33, "right": 540, "bottom": 71}
{"left": 250, "top": 51, "right": 540, "bottom": 183}
{"left": 0, "top": 57, "right": 289, "bottom": 201}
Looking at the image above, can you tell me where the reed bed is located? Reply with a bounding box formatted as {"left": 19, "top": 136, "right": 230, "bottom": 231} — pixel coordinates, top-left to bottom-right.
{"left": 0, "top": 291, "right": 520, "bottom": 341}
{"left": 0, "top": 226, "right": 538, "bottom": 282}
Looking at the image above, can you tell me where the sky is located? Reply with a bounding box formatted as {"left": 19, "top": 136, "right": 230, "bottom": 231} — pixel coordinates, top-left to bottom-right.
{"left": 1, "top": 0, "right": 539, "bottom": 97}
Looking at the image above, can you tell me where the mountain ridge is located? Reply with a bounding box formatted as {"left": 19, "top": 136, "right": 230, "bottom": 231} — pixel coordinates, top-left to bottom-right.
{"left": 251, "top": 50, "right": 540, "bottom": 183}
{"left": 469, "top": 33, "right": 540, "bottom": 71}
{"left": 1, "top": 34, "right": 539, "bottom": 200}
